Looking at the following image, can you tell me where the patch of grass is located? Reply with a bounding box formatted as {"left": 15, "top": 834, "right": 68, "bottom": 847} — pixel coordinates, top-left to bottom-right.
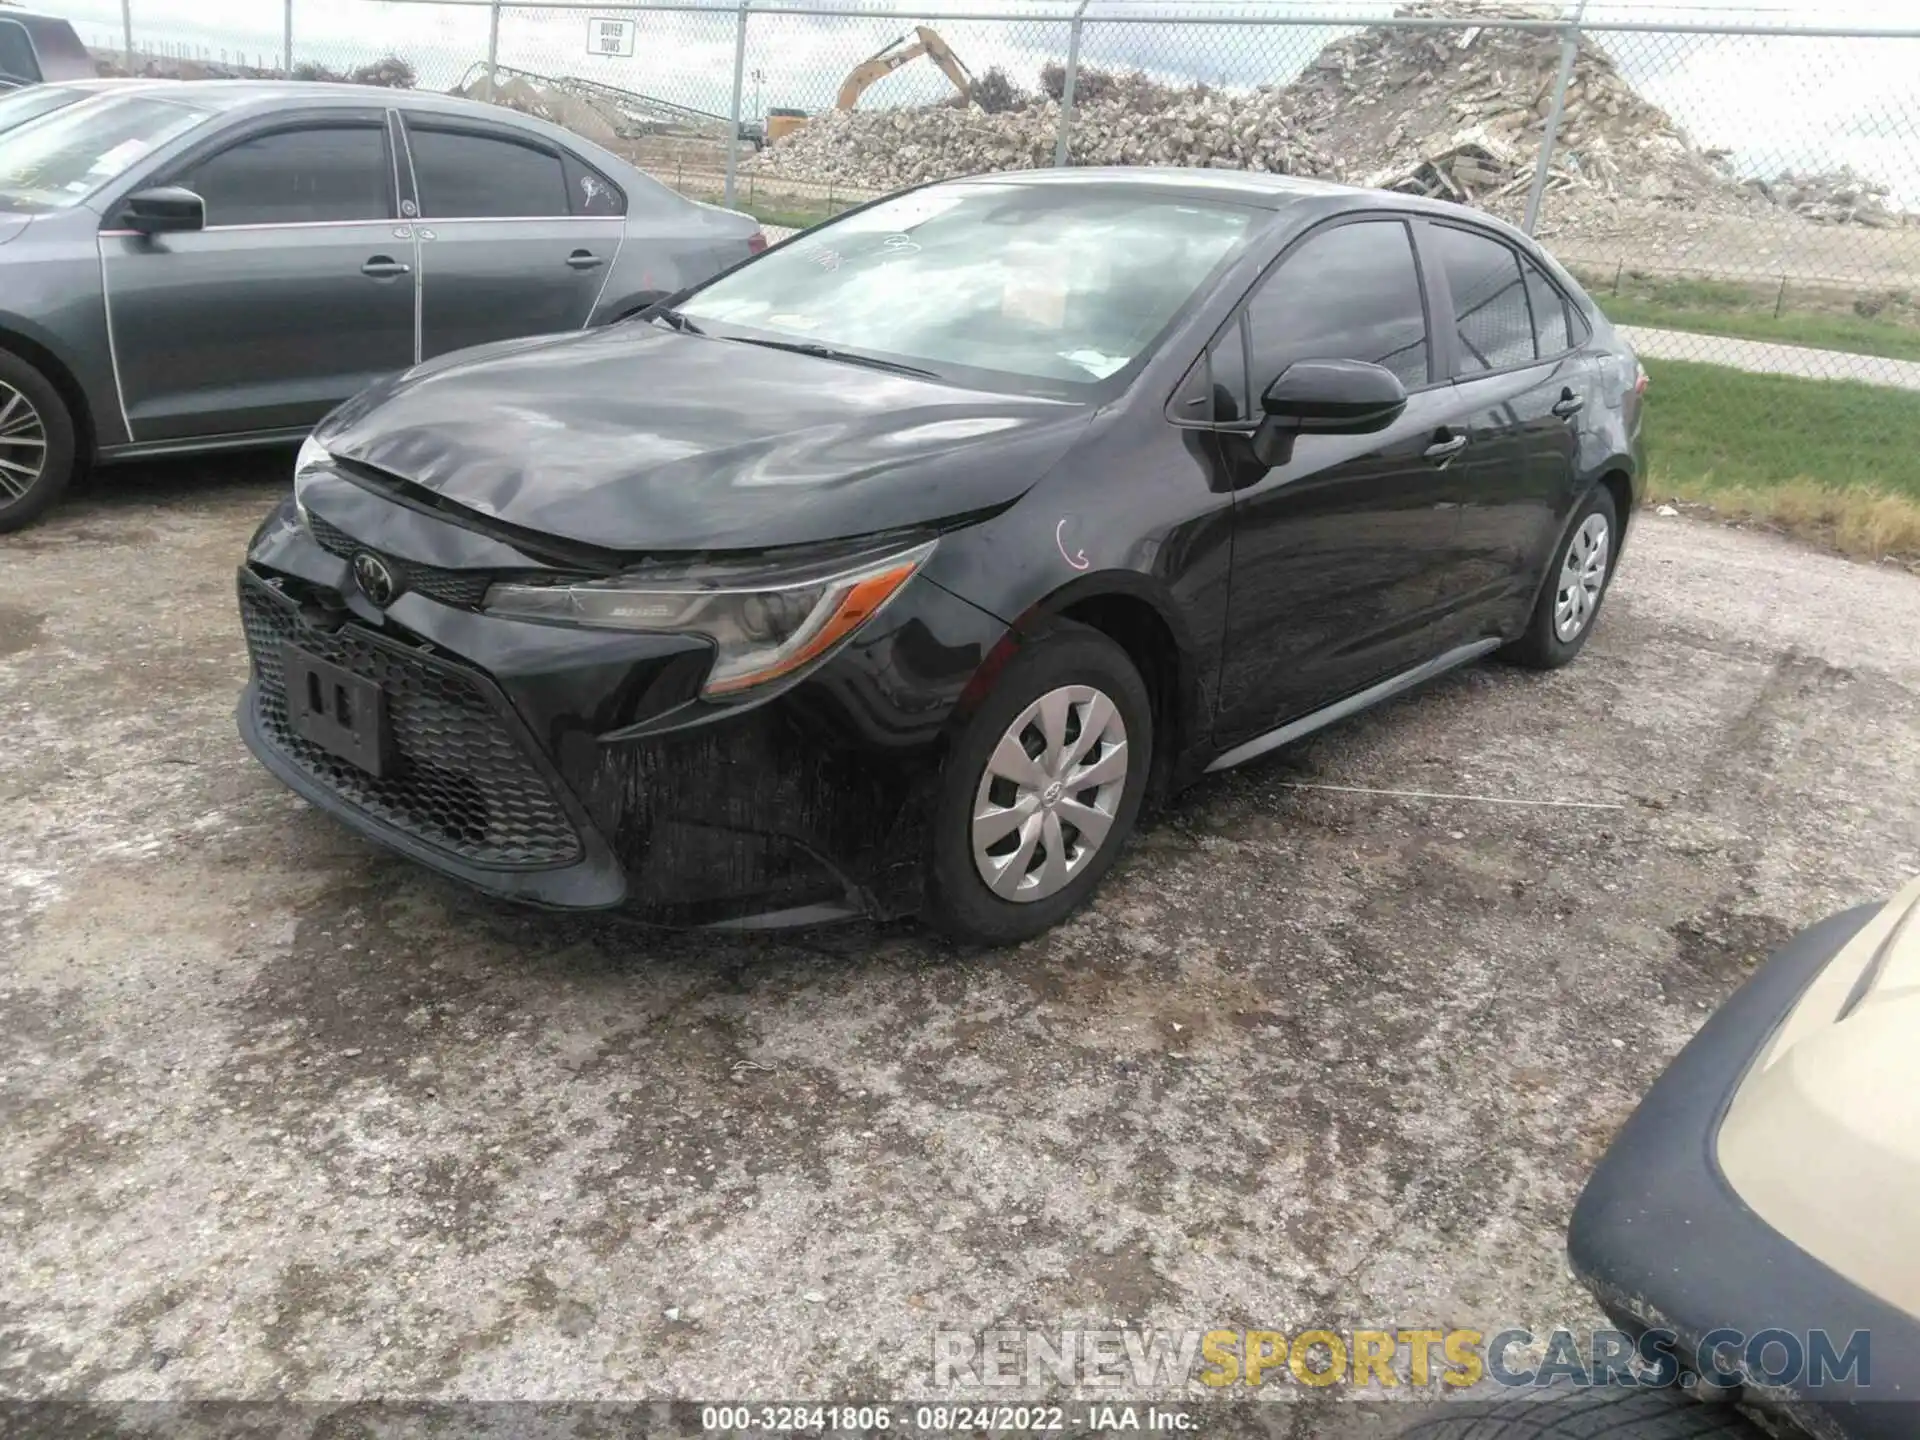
{"left": 743, "top": 204, "right": 834, "bottom": 232}
{"left": 1573, "top": 269, "right": 1920, "bottom": 364}
{"left": 679, "top": 189, "right": 837, "bottom": 232}
{"left": 1645, "top": 358, "right": 1920, "bottom": 561}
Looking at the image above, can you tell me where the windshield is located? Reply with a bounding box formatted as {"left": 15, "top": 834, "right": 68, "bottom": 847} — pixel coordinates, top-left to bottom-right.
{"left": 0, "top": 86, "right": 82, "bottom": 137}
{"left": 678, "top": 182, "right": 1259, "bottom": 393}
{"left": 0, "top": 93, "right": 208, "bottom": 213}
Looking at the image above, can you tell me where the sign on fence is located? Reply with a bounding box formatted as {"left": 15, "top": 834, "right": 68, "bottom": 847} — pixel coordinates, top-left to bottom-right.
{"left": 586, "top": 16, "right": 636, "bottom": 57}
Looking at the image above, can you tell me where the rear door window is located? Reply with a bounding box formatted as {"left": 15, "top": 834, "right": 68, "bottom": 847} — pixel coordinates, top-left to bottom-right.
{"left": 1243, "top": 218, "right": 1431, "bottom": 391}
{"left": 1431, "top": 224, "right": 1536, "bottom": 374}
{"left": 176, "top": 123, "right": 393, "bottom": 226}
{"left": 406, "top": 124, "right": 570, "bottom": 219}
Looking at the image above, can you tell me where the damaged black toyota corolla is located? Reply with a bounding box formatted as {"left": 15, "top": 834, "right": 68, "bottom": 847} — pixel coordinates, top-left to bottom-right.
{"left": 237, "top": 169, "right": 1647, "bottom": 943}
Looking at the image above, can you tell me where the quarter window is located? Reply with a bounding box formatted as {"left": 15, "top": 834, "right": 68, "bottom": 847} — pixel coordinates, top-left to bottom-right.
{"left": 561, "top": 152, "right": 626, "bottom": 217}
{"left": 1522, "top": 257, "right": 1573, "bottom": 357}
{"left": 1244, "top": 219, "right": 1430, "bottom": 391}
{"left": 1432, "top": 225, "right": 1536, "bottom": 374}
{"left": 1212, "top": 318, "right": 1251, "bottom": 423}
{"left": 176, "top": 124, "right": 392, "bottom": 226}
{"left": 407, "top": 126, "right": 569, "bottom": 218}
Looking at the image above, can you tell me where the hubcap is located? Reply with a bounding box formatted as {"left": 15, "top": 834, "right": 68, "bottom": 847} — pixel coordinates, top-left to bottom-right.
{"left": 0, "top": 383, "right": 47, "bottom": 507}
{"left": 971, "top": 684, "right": 1129, "bottom": 904}
{"left": 1553, "top": 512, "right": 1611, "bottom": 642}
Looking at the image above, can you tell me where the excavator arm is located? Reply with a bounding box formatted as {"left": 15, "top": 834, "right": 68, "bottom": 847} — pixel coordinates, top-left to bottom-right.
{"left": 835, "top": 26, "right": 974, "bottom": 110}
{"left": 916, "top": 26, "right": 976, "bottom": 99}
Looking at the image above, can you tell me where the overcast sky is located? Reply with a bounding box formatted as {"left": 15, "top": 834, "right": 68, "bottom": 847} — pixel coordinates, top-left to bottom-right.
{"left": 48, "top": 0, "right": 1920, "bottom": 200}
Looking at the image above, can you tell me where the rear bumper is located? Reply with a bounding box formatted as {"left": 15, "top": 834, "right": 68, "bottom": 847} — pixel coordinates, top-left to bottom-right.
{"left": 235, "top": 495, "right": 1003, "bottom": 926}
{"left": 1568, "top": 904, "right": 1920, "bottom": 1436}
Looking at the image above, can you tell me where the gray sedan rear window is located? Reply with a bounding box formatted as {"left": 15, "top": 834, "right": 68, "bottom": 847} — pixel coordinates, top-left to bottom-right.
{"left": 408, "top": 126, "right": 570, "bottom": 219}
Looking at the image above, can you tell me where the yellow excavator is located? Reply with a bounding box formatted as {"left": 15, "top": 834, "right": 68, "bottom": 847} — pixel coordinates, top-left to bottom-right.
{"left": 765, "top": 27, "right": 974, "bottom": 143}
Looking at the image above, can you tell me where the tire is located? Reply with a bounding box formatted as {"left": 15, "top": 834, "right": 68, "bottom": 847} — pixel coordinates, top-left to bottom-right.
{"left": 1501, "top": 485, "right": 1620, "bottom": 670}
{"left": 923, "top": 623, "right": 1152, "bottom": 946}
{"left": 0, "top": 348, "right": 77, "bottom": 535}
{"left": 1392, "top": 1385, "right": 1769, "bottom": 1439}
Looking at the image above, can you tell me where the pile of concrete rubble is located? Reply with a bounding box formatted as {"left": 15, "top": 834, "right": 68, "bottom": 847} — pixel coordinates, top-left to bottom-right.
{"left": 1282, "top": 1, "right": 1749, "bottom": 215}
{"left": 1750, "top": 169, "right": 1907, "bottom": 228}
{"left": 748, "top": 90, "right": 1336, "bottom": 191}
{"left": 746, "top": 0, "right": 1907, "bottom": 229}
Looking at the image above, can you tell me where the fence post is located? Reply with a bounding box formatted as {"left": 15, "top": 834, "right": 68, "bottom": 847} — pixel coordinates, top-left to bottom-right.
{"left": 724, "top": 0, "right": 752, "bottom": 209}
{"left": 1053, "top": 0, "right": 1093, "bottom": 169}
{"left": 121, "top": 0, "right": 133, "bottom": 67}
{"left": 1522, "top": 1, "right": 1587, "bottom": 235}
{"left": 282, "top": 0, "right": 293, "bottom": 76}
{"left": 483, "top": 1, "right": 502, "bottom": 100}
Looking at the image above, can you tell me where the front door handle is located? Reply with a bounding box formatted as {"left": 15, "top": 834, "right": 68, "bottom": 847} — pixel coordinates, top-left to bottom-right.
{"left": 360, "top": 255, "right": 411, "bottom": 278}
{"left": 1424, "top": 433, "right": 1469, "bottom": 466}
{"left": 1551, "top": 390, "right": 1585, "bottom": 418}
{"left": 566, "top": 249, "right": 604, "bottom": 270}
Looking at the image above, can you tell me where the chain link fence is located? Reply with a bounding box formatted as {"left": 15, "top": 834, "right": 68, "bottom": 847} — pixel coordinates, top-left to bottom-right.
{"left": 48, "top": 0, "right": 1920, "bottom": 387}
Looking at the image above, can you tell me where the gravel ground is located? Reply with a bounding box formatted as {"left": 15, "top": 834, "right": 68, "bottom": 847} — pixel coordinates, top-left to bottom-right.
{"left": 2, "top": 454, "right": 1918, "bottom": 1420}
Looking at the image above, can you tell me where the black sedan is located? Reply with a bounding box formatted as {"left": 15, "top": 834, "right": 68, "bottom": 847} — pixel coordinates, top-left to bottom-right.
{"left": 237, "top": 169, "right": 1647, "bottom": 944}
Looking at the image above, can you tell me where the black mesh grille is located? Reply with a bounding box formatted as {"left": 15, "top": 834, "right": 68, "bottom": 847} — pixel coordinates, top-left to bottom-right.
{"left": 304, "top": 512, "right": 495, "bottom": 610}
{"left": 240, "top": 575, "right": 583, "bottom": 869}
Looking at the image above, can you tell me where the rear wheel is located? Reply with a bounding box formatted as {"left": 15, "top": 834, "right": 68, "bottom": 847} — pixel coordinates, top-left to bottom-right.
{"left": 1500, "top": 485, "right": 1619, "bottom": 670}
{"left": 0, "top": 350, "right": 77, "bottom": 534}
{"left": 924, "top": 624, "right": 1151, "bottom": 946}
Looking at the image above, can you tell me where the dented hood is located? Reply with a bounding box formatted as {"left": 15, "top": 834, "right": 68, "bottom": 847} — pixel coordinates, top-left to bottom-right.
{"left": 315, "top": 323, "right": 1089, "bottom": 553}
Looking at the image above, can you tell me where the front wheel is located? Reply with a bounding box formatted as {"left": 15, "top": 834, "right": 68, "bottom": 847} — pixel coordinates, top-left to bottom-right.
{"left": 923, "top": 623, "right": 1152, "bottom": 946}
{"left": 0, "top": 350, "right": 78, "bottom": 535}
{"left": 1501, "top": 486, "right": 1619, "bottom": 670}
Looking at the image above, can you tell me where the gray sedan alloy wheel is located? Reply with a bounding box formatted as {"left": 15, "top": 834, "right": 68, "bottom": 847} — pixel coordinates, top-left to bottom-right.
{"left": 971, "top": 685, "right": 1130, "bottom": 902}
{"left": 0, "top": 382, "right": 47, "bottom": 511}
{"left": 1553, "top": 511, "right": 1611, "bottom": 642}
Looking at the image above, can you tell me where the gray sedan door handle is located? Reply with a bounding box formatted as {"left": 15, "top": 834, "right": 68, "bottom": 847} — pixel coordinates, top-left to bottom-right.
{"left": 566, "top": 249, "right": 604, "bottom": 270}
{"left": 361, "top": 256, "right": 411, "bottom": 278}
{"left": 1551, "top": 390, "right": 1585, "bottom": 418}
{"left": 1424, "top": 433, "right": 1469, "bottom": 466}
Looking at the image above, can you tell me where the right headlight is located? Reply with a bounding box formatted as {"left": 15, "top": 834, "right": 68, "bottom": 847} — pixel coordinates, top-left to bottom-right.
{"left": 291, "top": 434, "right": 332, "bottom": 529}
{"left": 482, "top": 538, "right": 936, "bottom": 699}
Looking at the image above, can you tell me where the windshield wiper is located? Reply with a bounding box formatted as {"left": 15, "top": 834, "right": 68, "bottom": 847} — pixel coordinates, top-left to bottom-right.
{"left": 647, "top": 306, "right": 705, "bottom": 335}
{"left": 721, "top": 336, "right": 941, "bottom": 380}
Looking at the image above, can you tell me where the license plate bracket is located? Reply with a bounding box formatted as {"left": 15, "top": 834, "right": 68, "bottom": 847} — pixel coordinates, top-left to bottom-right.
{"left": 283, "top": 644, "right": 390, "bottom": 778}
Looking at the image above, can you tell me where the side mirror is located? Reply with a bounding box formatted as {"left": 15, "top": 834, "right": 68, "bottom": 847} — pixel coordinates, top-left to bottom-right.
{"left": 123, "top": 186, "right": 206, "bottom": 235}
{"left": 1260, "top": 358, "right": 1407, "bottom": 435}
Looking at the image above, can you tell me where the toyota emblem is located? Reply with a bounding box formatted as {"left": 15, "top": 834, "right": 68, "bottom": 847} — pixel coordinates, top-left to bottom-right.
{"left": 353, "top": 552, "right": 399, "bottom": 607}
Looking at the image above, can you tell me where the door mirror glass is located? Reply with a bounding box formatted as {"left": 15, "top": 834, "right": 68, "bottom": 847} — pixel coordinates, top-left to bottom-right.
{"left": 1261, "top": 358, "right": 1407, "bottom": 434}
{"left": 124, "top": 185, "right": 205, "bottom": 234}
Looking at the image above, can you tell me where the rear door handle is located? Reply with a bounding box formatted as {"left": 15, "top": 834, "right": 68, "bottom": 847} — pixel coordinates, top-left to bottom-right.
{"left": 360, "top": 256, "right": 411, "bottom": 278}
{"left": 1551, "top": 392, "right": 1585, "bottom": 418}
{"left": 1424, "top": 433, "right": 1469, "bottom": 466}
{"left": 567, "top": 249, "right": 604, "bottom": 270}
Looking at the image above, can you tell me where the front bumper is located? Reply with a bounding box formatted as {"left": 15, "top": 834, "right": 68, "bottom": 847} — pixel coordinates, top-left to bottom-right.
{"left": 237, "top": 491, "right": 1005, "bottom": 925}
{"left": 1568, "top": 905, "right": 1920, "bottom": 1437}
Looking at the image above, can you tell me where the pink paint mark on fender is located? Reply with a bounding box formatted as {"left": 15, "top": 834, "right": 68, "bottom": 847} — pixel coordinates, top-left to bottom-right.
{"left": 1056, "top": 518, "right": 1090, "bottom": 571}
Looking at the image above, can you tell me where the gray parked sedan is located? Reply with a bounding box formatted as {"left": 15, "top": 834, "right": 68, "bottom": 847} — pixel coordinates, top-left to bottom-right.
{"left": 0, "top": 79, "right": 764, "bottom": 530}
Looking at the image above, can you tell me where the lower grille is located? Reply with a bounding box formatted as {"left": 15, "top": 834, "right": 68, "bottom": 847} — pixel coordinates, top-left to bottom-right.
{"left": 240, "top": 575, "right": 583, "bottom": 869}
{"left": 305, "top": 511, "right": 495, "bottom": 610}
